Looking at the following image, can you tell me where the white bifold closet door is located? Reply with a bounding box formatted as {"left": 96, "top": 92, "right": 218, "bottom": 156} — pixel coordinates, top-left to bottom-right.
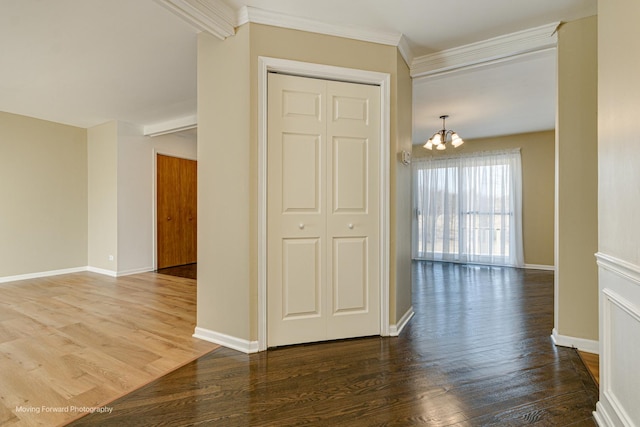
{"left": 267, "top": 72, "right": 381, "bottom": 347}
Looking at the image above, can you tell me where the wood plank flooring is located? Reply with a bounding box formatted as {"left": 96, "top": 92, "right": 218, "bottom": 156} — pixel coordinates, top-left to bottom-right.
{"left": 0, "top": 271, "right": 218, "bottom": 426}
{"left": 578, "top": 351, "right": 599, "bottom": 387}
{"left": 156, "top": 263, "right": 197, "bottom": 280}
{"left": 70, "top": 261, "right": 599, "bottom": 426}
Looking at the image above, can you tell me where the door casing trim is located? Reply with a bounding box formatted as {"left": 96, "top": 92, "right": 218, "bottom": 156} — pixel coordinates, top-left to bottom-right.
{"left": 257, "top": 56, "right": 391, "bottom": 351}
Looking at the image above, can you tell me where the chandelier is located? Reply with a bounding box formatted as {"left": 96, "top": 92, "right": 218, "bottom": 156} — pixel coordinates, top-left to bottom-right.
{"left": 423, "top": 115, "right": 464, "bottom": 150}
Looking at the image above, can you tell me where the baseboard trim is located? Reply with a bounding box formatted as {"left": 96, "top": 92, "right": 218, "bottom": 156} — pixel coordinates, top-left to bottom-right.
{"left": 593, "top": 402, "right": 615, "bottom": 427}
{"left": 551, "top": 328, "right": 599, "bottom": 354}
{"left": 0, "top": 265, "right": 152, "bottom": 284}
{"left": 116, "top": 267, "right": 155, "bottom": 277}
{"left": 193, "top": 327, "right": 259, "bottom": 354}
{"left": 0, "top": 266, "right": 88, "bottom": 284}
{"left": 389, "top": 306, "right": 415, "bottom": 337}
{"left": 524, "top": 264, "right": 555, "bottom": 271}
{"left": 86, "top": 266, "right": 118, "bottom": 277}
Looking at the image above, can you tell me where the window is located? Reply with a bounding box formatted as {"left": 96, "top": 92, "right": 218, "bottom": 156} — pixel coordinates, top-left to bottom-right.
{"left": 412, "top": 149, "right": 524, "bottom": 267}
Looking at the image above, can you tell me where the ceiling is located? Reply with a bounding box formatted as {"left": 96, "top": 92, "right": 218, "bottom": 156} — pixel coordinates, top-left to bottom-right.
{"left": 413, "top": 49, "right": 558, "bottom": 143}
{"left": 0, "top": 0, "right": 198, "bottom": 129}
{"left": 0, "top": 0, "right": 597, "bottom": 141}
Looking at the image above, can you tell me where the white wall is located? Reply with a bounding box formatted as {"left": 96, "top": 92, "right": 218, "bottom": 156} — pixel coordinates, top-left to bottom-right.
{"left": 117, "top": 122, "right": 197, "bottom": 275}
{"left": 595, "top": 1, "right": 640, "bottom": 426}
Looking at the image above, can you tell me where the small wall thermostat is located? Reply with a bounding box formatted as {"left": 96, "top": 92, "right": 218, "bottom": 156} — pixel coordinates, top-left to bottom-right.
{"left": 401, "top": 150, "right": 411, "bottom": 166}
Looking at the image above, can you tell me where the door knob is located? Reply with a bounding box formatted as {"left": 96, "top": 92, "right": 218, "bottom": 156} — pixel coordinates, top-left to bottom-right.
{"left": 348, "top": 223, "right": 354, "bottom": 229}
{"left": 167, "top": 216, "right": 172, "bottom": 221}
{"left": 299, "top": 223, "right": 305, "bottom": 230}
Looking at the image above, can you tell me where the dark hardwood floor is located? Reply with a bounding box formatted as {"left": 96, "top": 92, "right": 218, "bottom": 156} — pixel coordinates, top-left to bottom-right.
{"left": 156, "top": 263, "right": 197, "bottom": 280}
{"left": 70, "top": 261, "right": 598, "bottom": 426}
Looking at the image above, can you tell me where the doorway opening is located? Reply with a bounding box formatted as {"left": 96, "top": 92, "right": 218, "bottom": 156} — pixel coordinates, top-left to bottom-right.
{"left": 156, "top": 153, "right": 197, "bottom": 279}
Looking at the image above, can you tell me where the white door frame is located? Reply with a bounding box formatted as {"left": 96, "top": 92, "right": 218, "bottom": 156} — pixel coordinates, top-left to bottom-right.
{"left": 257, "top": 56, "right": 391, "bottom": 351}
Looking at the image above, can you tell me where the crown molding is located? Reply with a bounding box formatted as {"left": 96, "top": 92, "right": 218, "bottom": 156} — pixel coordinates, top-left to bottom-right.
{"left": 397, "top": 35, "right": 414, "bottom": 68}
{"left": 154, "top": 0, "right": 236, "bottom": 40}
{"left": 154, "top": 1, "right": 556, "bottom": 78}
{"left": 237, "top": 6, "right": 403, "bottom": 48}
{"left": 411, "top": 22, "right": 560, "bottom": 78}
{"left": 144, "top": 114, "right": 197, "bottom": 137}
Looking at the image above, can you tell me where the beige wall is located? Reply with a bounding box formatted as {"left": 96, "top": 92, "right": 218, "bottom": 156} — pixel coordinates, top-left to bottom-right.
{"left": 87, "top": 121, "right": 118, "bottom": 272}
{"left": 197, "top": 26, "right": 252, "bottom": 340}
{"left": 554, "top": 16, "right": 599, "bottom": 342}
{"left": 0, "top": 112, "right": 87, "bottom": 278}
{"left": 197, "top": 23, "right": 413, "bottom": 342}
{"left": 394, "top": 51, "right": 413, "bottom": 321}
{"left": 413, "top": 130, "right": 556, "bottom": 267}
{"left": 0, "top": 114, "right": 195, "bottom": 279}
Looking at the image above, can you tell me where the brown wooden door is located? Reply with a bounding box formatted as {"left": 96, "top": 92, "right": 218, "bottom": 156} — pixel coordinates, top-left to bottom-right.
{"left": 157, "top": 154, "right": 197, "bottom": 269}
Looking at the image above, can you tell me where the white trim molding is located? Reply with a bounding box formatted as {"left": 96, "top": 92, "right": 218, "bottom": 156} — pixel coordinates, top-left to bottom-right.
{"left": 551, "top": 328, "right": 599, "bottom": 354}
{"left": 193, "top": 327, "right": 259, "bottom": 354}
{"left": 0, "top": 264, "right": 171, "bottom": 285}
{"left": 156, "top": 0, "right": 563, "bottom": 73}
{"left": 411, "top": 22, "right": 559, "bottom": 78}
{"left": 237, "top": 6, "right": 402, "bottom": 48}
{"left": 144, "top": 115, "right": 197, "bottom": 137}
{"left": 596, "top": 252, "right": 640, "bottom": 286}
{"left": 0, "top": 266, "right": 87, "bottom": 284}
{"left": 389, "top": 307, "right": 415, "bottom": 337}
{"left": 154, "top": 0, "right": 236, "bottom": 40}
{"left": 257, "top": 56, "right": 391, "bottom": 351}
{"left": 524, "top": 264, "right": 556, "bottom": 271}
{"left": 397, "top": 35, "right": 414, "bottom": 69}
{"left": 593, "top": 402, "right": 616, "bottom": 427}
{"left": 599, "top": 288, "right": 640, "bottom": 427}
{"left": 87, "top": 266, "right": 118, "bottom": 277}
{"left": 595, "top": 253, "right": 640, "bottom": 427}
{"left": 0, "top": 266, "right": 157, "bottom": 284}
{"left": 117, "top": 267, "right": 156, "bottom": 277}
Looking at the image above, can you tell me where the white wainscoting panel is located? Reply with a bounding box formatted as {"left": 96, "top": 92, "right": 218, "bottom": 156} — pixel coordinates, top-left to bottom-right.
{"left": 594, "top": 253, "right": 640, "bottom": 427}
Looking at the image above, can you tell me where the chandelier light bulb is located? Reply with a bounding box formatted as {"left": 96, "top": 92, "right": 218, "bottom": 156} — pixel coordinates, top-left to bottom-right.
{"left": 451, "top": 133, "right": 464, "bottom": 148}
{"left": 422, "top": 115, "right": 464, "bottom": 151}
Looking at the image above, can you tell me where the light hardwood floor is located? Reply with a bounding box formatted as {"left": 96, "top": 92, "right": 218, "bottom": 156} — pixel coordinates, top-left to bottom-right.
{"left": 578, "top": 351, "right": 600, "bottom": 386}
{"left": 0, "top": 271, "right": 218, "bottom": 426}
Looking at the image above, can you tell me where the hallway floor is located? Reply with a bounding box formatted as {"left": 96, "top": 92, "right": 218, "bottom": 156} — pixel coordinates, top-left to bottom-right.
{"left": 156, "top": 263, "right": 197, "bottom": 280}
{"left": 71, "top": 262, "right": 598, "bottom": 426}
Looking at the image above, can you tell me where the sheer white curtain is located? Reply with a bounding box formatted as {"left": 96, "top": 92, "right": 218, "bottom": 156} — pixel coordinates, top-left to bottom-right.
{"left": 412, "top": 149, "right": 524, "bottom": 267}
